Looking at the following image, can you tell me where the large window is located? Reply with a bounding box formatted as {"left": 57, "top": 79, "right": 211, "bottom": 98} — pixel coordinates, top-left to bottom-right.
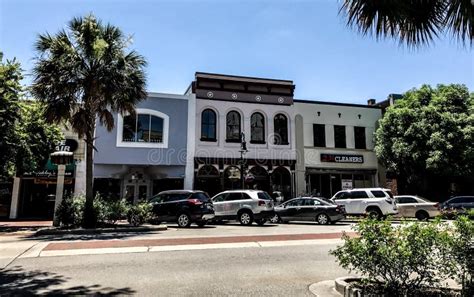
{"left": 313, "top": 124, "right": 326, "bottom": 147}
{"left": 122, "top": 114, "right": 163, "bottom": 143}
{"left": 201, "top": 109, "right": 217, "bottom": 141}
{"left": 117, "top": 108, "right": 169, "bottom": 148}
{"left": 251, "top": 112, "right": 265, "bottom": 144}
{"left": 273, "top": 113, "right": 288, "bottom": 145}
{"left": 354, "top": 126, "right": 366, "bottom": 149}
{"left": 334, "top": 125, "right": 346, "bottom": 148}
{"left": 226, "top": 111, "right": 241, "bottom": 142}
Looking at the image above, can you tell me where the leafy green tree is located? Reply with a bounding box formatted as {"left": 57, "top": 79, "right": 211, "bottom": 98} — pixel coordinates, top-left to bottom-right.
{"left": 14, "top": 102, "right": 63, "bottom": 175}
{"left": 31, "top": 15, "right": 147, "bottom": 227}
{"left": 340, "top": 0, "right": 473, "bottom": 47}
{"left": 0, "top": 53, "right": 21, "bottom": 178}
{"left": 1, "top": 53, "right": 61, "bottom": 178}
{"left": 375, "top": 84, "right": 474, "bottom": 193}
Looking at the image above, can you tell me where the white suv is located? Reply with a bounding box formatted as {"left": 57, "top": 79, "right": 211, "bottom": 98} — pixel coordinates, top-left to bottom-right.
{"left": 211, "top": 190, "right": 275, "bottom": 226}
{"left": 331, "top": 188, "right": 398, "bottom": 218}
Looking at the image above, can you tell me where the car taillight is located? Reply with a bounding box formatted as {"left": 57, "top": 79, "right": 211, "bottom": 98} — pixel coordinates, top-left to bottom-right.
{"left": 385, "top": 198, "right": 393, "bottom": 204}
{"left": 188, "top": 199, "right": 203, "bottom": 205}
{"left": 258, "top": 200, "right": 266, "bottom": 206}
{"left": 434, "top": 203, "right": 439, "bottom": 209}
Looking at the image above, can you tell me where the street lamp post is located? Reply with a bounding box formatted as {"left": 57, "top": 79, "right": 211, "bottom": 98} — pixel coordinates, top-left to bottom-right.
{"left": 50, "top": 151, "right": 74, "bottom": 227}
{"left": 239, "top": 132, "right": 248, "bottom": 189}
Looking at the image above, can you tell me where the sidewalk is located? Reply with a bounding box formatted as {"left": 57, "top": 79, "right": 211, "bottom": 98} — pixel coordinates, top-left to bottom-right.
{"left": 0, "top": 220, "right": 53, "bottom": 235}
{"left": 25, "top": 231, "right": 356, "bottom": 258}
{"left": 1, "top": 222, "right": 356, "bottom": 266}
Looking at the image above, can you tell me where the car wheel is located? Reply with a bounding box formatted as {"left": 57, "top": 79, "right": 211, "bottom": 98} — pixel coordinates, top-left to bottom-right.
{"left": 269, "top": 214, "right": 280, "bottom": 224}
{"left": 366, "top": 207, "right": 383, "bottom": 220}
{"left": 316, "top": 213, "right": 330, "bottom": 225}
{"left": 196, "top": 220, "right": 206, "bottom": 227}
{"left": 255, "top": 219, "right": 266, "bottom": 226}
{"left": 416, "top": 210, "right": 429, "bottom": 221}
{"left": 177, "top": 213, "right": 191, "bottom": 228}
{"left": 238, "top": 210, "right": 254, "bottom": 226}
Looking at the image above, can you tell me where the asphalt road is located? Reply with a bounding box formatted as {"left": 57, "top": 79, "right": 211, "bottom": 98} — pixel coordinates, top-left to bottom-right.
{"left": 2, "top": 243, "right": 349, "bottom": 296}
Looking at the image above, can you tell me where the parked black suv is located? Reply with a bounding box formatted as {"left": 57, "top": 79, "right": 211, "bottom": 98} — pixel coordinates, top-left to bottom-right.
{"left": 149, "top": 190, "right": 215, "bottom": 227}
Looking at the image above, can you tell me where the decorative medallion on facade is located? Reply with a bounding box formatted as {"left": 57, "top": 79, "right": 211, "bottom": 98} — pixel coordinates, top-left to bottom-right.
{"left": 278, "top": 97, "right": 284, "bottom": 103}
{"left": 255, "top": 95, "right": 262, "bottom": 102}
{"left": 207, "top": 91, "right": 214, "bottom": 98}
{"left": 231, "top": 93, "right": 238, "bottom": 100}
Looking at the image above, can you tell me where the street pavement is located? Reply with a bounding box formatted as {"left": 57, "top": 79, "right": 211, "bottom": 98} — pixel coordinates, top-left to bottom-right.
{"left": 0, "top": 221, "right": 356, "bottom": 295}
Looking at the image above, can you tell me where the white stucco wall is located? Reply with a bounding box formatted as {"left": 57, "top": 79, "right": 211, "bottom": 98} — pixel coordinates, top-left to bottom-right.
{"left": 194, "top": 99, "right": 297, "bottom": 161}
{"left": 294, "top": 101, "right": 382, "bottom": 170}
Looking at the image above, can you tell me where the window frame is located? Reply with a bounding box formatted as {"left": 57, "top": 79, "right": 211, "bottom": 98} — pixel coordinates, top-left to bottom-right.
{"left": 313, "top": 124, "right": 326, "bottom": 147}
{"left": 354, "top": 126, "right": 366, "bottom": 149}
{"left": 250, "top": 112, "right": 266, "bottom": 144}
{"left": 334, "top": 125, "right": 346, "bottom": 148}
{"left": 116, "top": 108, "right": 169, "bottom": 148}
{"left": 273, "top": 113, "right": 289, "bottom": 145}
{"left": 200, "top": 109, "right": 217, "bottom": 142}
{"left": 226, "top": 111, "right": 242, "bottom": 143}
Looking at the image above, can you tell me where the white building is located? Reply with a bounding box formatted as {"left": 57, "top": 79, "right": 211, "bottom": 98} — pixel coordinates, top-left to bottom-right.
{"left": 294, "top": 100, "right": 382, "bottom": 198}
{"left": 188, "top": 72, "right": 298, "bottom": 199}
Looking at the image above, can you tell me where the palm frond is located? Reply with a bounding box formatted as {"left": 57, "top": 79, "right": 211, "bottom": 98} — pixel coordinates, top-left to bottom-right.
{"left": 445, "top": 0, "right": 474, "bottom": 45}
{"left": 339, "top": 0, "right": 472, "bottom": 47}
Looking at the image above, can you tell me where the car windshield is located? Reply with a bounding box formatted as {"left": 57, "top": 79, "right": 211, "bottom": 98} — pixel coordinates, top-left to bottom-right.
{"left": 257, "top": 192, "right": 272, "bottom": 200}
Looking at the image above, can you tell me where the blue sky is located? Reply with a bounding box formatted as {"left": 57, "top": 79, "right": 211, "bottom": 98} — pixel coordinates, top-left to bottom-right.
{"left": 1, "top": 0, "right": 472, "bottom": 104}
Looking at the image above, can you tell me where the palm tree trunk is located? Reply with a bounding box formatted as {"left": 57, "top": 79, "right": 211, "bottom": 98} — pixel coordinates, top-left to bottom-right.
{"left": 83, "top": 135, "right": 95, "bottom": 228}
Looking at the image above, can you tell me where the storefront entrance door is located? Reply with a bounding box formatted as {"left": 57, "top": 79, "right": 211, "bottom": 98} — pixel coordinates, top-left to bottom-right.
{"left": 124, "top": 183, "right": 148, "bottom": 204}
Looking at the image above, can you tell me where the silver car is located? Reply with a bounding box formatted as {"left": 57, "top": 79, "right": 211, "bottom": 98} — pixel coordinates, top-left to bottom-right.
{"left": 394, "top": 195, "right": 440, "bottom": 220}
{"left": 211, "top": 190, "right": 275, "bottom": 226}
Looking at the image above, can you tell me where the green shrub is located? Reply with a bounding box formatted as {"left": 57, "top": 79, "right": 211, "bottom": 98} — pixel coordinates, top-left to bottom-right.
{"left": 104, "top": 199, "right": 129, "bottom": 224}
{"left": 440, "top": 215, "right": 474, "bottom": 296}
{"left": 55, "top": 194, "right": 85, "bottom": 228}
{"left": 55, "top": 193, "right": 121, "bottom": 228}
{"left": 127, "top": 202, "right": 152, "bottom": 226}
{"left": 330, "top": 218, "right": 450, "bottom": 295}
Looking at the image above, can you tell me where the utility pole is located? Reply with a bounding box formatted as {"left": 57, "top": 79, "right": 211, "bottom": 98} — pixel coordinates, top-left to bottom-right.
{"left": 239, "top": 132, "right": 248, "bottom": 189}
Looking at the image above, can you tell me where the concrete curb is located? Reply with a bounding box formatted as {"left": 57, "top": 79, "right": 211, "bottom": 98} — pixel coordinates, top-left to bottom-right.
{"left": 334, "top": 276, "right": 462, "bottom": 297}
{"left": 34, "top": 225, "right": 167, "bottom": 236}
{"left": 308, "top": 280, "right": 341, "bottom": 296}
{"left": 334, "top": 276, "right": 361, "bottom": 297}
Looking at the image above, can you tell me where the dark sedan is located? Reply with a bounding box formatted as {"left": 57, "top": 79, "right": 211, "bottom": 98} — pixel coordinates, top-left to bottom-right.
{"left": 149, "top": 190, "right": 215, "bottom": 227}
{"left": 440, "top": 196, "right": 474, "bottom": 217}
{"left": 271, "top": 197, "right": 345, "bottom": 225}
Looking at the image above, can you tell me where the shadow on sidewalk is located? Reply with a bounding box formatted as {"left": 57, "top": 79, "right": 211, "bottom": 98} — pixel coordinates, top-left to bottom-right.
{"left": 0, "top": 266, "right": 135, "bottom": 295}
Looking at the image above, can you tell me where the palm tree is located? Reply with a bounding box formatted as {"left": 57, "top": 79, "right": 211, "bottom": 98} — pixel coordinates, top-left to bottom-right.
{"left": 32, "top": 15, "right": 147, "bottom": 227}
{"left": 339, "top": 0, "right": 473, "bottom": 47}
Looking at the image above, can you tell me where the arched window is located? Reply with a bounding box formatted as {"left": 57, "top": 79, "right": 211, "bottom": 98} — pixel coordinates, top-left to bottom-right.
{"left": 226, "top": 111, "right": 241, "bottom": 142}
{"left": 273, "top": 113, "right": 288, "bottom": 145}
{"left": 250, "top": 112, "right": 265, "bottom": 144}
{"left": 117, "top": 108, "right": 169, "bottom": 148}
{"left": 201, "top": 109, "right": 217, "bottom": 141}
